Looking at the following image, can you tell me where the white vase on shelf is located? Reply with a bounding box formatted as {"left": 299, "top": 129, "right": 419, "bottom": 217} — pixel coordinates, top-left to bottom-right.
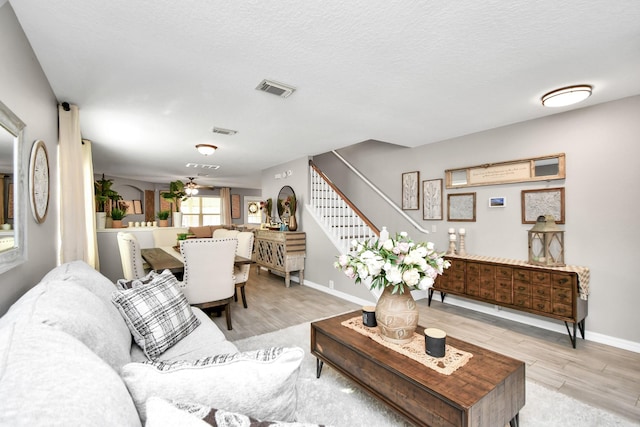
{"left": 172, "top": 212, "right": 183, "bottom": 228}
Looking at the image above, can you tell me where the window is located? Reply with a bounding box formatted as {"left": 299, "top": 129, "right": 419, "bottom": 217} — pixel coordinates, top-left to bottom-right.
{"left": 181, "top": 196, "right": 221, "bottom": 226}
{"left": 245, "top": 197, "right": 262, "bottom": 224}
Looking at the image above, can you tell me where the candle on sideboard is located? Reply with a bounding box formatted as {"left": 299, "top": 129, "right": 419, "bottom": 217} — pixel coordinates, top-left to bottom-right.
{"left": 448, "top": 228, "right": 455, "bottom": 234}
{"left": 459, "top": 228, "right": 466, "bottom": 235}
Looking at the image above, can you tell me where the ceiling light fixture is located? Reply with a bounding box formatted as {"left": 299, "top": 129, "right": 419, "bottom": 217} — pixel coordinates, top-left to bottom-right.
{"left": 185, "top": 177, "right": 199, "bottom": 196}
{"left": 195, "top": 144, "right": 217, "bottom": 156}
{"left": 541, "top": 85, "right": 592, "bottom": 107}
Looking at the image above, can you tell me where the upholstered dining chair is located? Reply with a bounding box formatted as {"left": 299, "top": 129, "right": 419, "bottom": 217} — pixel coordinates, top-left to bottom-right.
{"left": 179, "top": 237, "right": 238, "bottom": 330}
{"left": 212, "top": 228, "right": 240, "bottom": 238}
{"left": 152, "top": 227, "right": 189, "bottom": 247}
{"left": 116, "top": 232, "right": 150, "bottom": 280}
{"left": 233, "top": 231, "right": 255, "bottom": 309}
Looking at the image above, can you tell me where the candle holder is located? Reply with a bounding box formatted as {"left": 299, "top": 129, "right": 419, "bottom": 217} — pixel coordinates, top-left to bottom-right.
{"left": 458, "top": 230, "right": 467, "bottom": 257}
{"left": 447, "top": 231, "right": 457, "bottom": 255}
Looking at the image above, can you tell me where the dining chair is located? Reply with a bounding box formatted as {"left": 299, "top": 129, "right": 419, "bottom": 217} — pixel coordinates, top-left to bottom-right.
{"left": 233, "top": 231, "right": 255, "bottom": 308}
{"left": 212, "top": 228, "right": 240, "bottom": 238}
{"left": 152, "top": 227, "right": 189, "bottom": 247}
{"left": 179, "top": 238, "right": 238, "bottom": 330}
{"left": 116, "top": 232, "right": 150, "bottom": 280}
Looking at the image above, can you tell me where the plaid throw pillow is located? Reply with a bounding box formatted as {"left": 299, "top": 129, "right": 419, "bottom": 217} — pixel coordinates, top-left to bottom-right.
{"left": 112, "top": 270, "right": 200, "bottom": 360}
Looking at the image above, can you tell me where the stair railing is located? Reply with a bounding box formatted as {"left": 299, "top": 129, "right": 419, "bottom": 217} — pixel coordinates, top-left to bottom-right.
{"left": 309, "top": 161, "right": 378, "bottom": 254}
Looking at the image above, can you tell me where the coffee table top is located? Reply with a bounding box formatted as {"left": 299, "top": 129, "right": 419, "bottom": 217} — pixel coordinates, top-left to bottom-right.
{"left": 311, "top": 311, "right": 525, "bottom": 409}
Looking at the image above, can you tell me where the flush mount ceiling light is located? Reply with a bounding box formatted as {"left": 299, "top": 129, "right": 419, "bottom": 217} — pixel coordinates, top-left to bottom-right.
{"left": 541, "top": 85, "right": 592, "bottom": 107}
{"left": 195, "top": 144, "right": 217, "bottom": 156}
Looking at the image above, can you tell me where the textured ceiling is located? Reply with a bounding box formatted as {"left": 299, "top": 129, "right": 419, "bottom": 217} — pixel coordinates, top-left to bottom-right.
{"left": 9, "top": 0, "right": 640, "bottom": 189}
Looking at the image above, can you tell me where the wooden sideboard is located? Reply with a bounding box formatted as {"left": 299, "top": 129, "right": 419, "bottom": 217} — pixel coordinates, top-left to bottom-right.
{"left": 254, "top": 230, "right": 306, "bottom": 287}
{"left": 429, "top": 254, "right": 589, "bottom": 348}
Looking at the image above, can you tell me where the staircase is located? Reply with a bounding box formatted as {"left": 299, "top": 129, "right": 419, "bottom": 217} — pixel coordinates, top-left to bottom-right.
{"left": 308, "top": 161, "right": 378, "bottom": 254}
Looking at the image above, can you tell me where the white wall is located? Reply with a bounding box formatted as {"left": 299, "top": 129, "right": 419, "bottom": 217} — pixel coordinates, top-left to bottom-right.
{"left": 0, "top": 3, "right": 59, "bottom": 314}
{"left": 277, "top": 96, "right": 640, "bottom": 349}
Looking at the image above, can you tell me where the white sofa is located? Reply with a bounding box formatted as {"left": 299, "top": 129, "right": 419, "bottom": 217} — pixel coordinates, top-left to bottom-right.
{"left": 0, "top": 261, "right": 307, "bottom": 426}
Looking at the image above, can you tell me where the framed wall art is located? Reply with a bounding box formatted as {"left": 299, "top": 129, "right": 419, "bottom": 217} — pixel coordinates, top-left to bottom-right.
{"left": 231, "top": 194, "right": 241, "bottom": 219}
{"left": 521, "top": 187, "right": 565, "bottom": 224}
{"left": 447, "top": 192, "right": 476, "bottom": 222}
{"left": 489, "top": 197, "right": 506, "bottom": 208}
{"left": 401, "top": 171, "right": 420, "bottom": 210}
{"left": 422, "top": 178, "right": 443, "bottom": 220}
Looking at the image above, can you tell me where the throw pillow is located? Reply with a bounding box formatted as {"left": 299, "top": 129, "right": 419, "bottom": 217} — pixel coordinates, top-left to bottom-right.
{"left": 122, "top": 346, "right": 305, "bottom": 422}
{"left": 145, "top": 397, "right": 324, "bottom": 427}
{"left": 116, "top": 270, "right": 159, "bottom": 290}
{"left": 112, "top": 270, "right": 200, "bottom": 360}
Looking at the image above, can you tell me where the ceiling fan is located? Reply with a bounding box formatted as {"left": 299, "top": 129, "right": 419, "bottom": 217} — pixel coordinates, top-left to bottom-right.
{"left": 184, "top": 177, "right": 214, "bottom": 196}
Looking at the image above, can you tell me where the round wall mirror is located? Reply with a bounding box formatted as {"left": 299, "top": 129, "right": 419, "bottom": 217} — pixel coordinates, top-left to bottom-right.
{"left": 276, "top": 185, "right": 295, "bottom": 223}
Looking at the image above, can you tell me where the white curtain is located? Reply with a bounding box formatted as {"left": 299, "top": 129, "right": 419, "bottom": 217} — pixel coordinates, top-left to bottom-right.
{"left": 220, "top": 187, "right": 231, "bottom": 225}
{"left": 58, "top": 104, "right": 98, "bottom": 267}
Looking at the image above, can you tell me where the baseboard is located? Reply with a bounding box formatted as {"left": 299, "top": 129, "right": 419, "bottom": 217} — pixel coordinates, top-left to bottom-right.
{"left": 302, "top": 280, "right": 640, "bottom": 353}
{"left": 441, "top": 296, "right": 640, "bottom": 353}
{"left": 302, "top": 280, "right": 375, "bottom": 308}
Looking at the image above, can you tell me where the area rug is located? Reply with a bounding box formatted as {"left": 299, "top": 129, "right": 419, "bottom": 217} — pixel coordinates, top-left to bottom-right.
{"left": 233, "top": 322, "right": 639, "bottom": 427}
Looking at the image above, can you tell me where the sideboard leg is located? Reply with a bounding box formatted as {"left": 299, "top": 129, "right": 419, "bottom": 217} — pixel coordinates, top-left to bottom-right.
{"left": 440, "top": 291, "right": 446, "bottom": 302}
{"left": 509, "top": 413, "right": 519, "bottom": 427}
{"left": 564, "top": 321, "right": 578, "bottom": 348}
{"left": 578, "top": 318, "right": 586, "bottom": 339}
{"left": 316, "top": 359, "right": 324, "bottom": 378}
{"left": 428, "top": 289, "right": 434, "bottom": 306}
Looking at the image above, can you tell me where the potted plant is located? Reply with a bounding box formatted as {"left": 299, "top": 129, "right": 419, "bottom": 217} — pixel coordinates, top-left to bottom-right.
{"left": 157, "top": 210, "right": 171, "bottom": 227}
{"left": 94, "top": 174, "right": 120, "bottom": 229}
{"left": 109, "top": 205, "right": 127, "bottom": 229}
{"left": 160, "top": 180, "right": 187, "bottom": 227}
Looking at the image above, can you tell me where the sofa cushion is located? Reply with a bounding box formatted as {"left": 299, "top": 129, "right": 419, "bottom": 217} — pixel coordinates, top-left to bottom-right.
{"left": 130, "top": 307, "right": 238, "bottom": 363}
{"left": 145, "top": 397, "right": 323, "bottom": 427}
{"left": 0, "top": 322, "right": 141, "bottom": 427}
{"left": 0, "top": 280, "right": 132, "bottom": 371}
{"left": 112, "top": 269, "right": 200, "bottom": 360}
{"left": 188, "top": 226, "right": 214, "bottom": 238}
{"left": 122, "top": 347, "right": 304, "bottom": 422}
{"left": 35, "top": 260, "right": 133, "bottom": 349}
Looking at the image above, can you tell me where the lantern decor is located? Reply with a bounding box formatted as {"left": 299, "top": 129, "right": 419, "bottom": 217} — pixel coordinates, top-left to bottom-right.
{"left": 528, "top": 215, "right": 565, "bottom": 267}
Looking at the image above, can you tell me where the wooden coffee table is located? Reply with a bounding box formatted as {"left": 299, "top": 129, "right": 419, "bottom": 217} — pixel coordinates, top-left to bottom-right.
{"left": 311, "top": 311, "right": 525, "bottom": 427}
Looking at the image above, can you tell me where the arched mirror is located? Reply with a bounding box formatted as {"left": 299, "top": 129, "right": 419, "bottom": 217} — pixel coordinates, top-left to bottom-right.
{"left": 276, "top": 185, "right": 295, "bottom": 224}
{"left": 0, "top": 100, "right": 26, "bottom": 274}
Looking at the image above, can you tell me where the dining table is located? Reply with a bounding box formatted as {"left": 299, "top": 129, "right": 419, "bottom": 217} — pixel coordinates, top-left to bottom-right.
{"left": 140, "top": 246, "right": 254, "bottom": 273}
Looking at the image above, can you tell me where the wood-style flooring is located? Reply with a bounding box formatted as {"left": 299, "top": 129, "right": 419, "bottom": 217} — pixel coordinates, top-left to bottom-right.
{"left": 209, "top": 270, "right": 640, "bottom": 424}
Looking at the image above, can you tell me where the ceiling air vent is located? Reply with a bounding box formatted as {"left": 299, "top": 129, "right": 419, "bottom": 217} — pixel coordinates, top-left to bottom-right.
{"left": 185, "top": 163, "right": 220, "bottom": 170}
{"left": 212, "top": 127, "right": 237, "bottom": 136}
{"left": 255, "top": 79, "right": 296, "bottom": 98}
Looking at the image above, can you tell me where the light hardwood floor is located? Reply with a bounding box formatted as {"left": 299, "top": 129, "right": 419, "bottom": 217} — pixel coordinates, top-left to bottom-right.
{"left": 210, "top": 270, "right": 640, "bottom": 423}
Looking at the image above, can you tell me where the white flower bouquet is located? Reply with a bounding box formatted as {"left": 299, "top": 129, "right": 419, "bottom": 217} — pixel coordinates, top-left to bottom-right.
{"left": 334, "top": 231, "right": 450, "bottom": 294}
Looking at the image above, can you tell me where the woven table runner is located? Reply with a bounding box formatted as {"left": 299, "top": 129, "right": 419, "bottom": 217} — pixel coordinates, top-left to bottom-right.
{"left": 341, "top": 316, "right": 473, "bottom": 375}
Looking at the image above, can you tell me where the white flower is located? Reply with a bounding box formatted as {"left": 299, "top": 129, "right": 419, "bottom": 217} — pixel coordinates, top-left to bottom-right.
{"left": 413, "top": 246, "right": 428, "bottom": 258}
{"left": 418, "top": 276, "right": 434, "bottom": 290}
{"left": 338, "top": 254, "right": 349, "bottom": 267}
{"left": 385, "top": 265, "right": 403, "bottom": 284}
{"left": 344, "top": 266, "right": 356, "bottom": 279}
{"left": 383, "top": 239, "right": 394, "bottom": 251}
{"left": 426, "top": 242, "right": 435, "bottom": 251}
{"left": 400, "top": 231, "right": 408, "bottom": 237}
{"left": 397, "top": 242, "right": 411, "bottom": 253}
{"left": 402, "top": 268, "right": 421, "bottom": 287}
